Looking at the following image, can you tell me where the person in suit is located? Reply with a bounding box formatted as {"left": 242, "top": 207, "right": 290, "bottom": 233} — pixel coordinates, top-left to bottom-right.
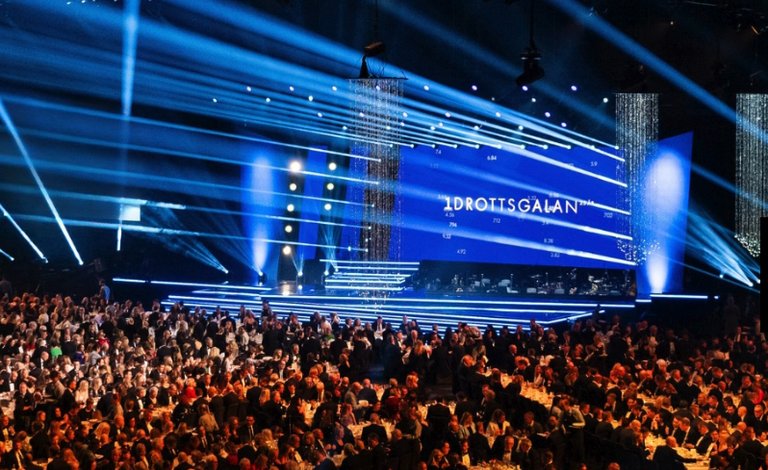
{"left": 1, "top": 435, "right": 43, "bottom": 470}
{"left": 427, "top": 396, "right": 453, "bottom": 441}
{"left": 514, "top": 437, "right": 542, "bottom": 470}
{"left": 652, "top": 436, "right": 697, "bottom": 470}
{"left": 362, "top": 413, "right": 388, "bottom": 444}
{"left": 491, "top": 435, "right": 517, "bottom": 465}
{"left": 693, "top": 422, "right": 715, "bottom": 456}
{"left": 367, "top": 432, "right": 388, "bottom": 470}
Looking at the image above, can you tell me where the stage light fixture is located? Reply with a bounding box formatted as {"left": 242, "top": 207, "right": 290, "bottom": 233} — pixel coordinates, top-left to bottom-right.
{"left": 324, "top": 203, "right": 332, "bottom": 211}
{"left": 297, "top": 271, "right": 303, "bottom": 277}
{"left": 327, "top": 183, "right": 335, "bottom": 190}
{"left": 282, "top": 245, "right": 292, "bottom": 255}
{"left": 423, "top": 85, "right": 430, "bottom": 91}
{"left": 289, "top": 160, "right": 302, "bottom": 172}
{"left": 289, "top": 183, "right": 298, "bottom": 191}
{"left": 571, "top": 85, "right": 578, "bottom": 91}
{"left": 328, "top": 162, "right": 337, "bottom": 171}
{"left": 603, "top": 97, "right": 609, "bottom": 103}
{"left": 358, "top": 41, "right": 386, "bottom": 79}
{"left": 471, "top": 85, "right": 478, "bottom": 91}
{"left": 285, "top": 225, "right": 293, "bottom": 233}
{"left": 516, "top": 48, "right": 545, "bottom": 87}
{"left": 516, "top": 0, "right": 545, "bottom": 88}
{"left": 287, "top": 203, "right": 295, "bottom": 212}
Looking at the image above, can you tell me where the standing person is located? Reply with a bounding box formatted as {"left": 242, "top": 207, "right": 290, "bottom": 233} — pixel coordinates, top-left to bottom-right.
{"left": 559, "top": 397, "right": 586, "bottom": 469}
{"left": 99, "top": 278, "right": 111, "bottom": 303}
{"left": 0, "top": 274, "right": 11, "bottom": 299}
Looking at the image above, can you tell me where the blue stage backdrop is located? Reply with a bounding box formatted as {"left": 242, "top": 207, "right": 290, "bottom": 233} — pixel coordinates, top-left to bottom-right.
{"left": 393, "top": 133, "right": 692, "bottom": 294}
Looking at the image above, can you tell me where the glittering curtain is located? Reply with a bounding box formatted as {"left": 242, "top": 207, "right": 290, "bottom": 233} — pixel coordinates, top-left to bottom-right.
{"left": 735, "top": 94, "right": 768, "bottom": 257}
{"left": 349, "top": 78, "right": 404, "bottom": 261}
{"left": 616, "top": 93, "right": 659, "bottom": 264}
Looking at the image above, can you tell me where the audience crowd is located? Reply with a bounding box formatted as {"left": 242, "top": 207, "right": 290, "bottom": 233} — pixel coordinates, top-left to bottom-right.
{"left": 0, "top": 281, "right": 763, "bottom": 470}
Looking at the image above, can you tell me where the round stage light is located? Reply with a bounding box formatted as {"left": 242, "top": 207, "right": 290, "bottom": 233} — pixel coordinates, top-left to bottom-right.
{"left": 603, "top": 97, "right": 610, "bottom": 103}
{"left": 289, "top": 86, "right": 295, "bottom": 92}
{"left": 423, "top": 85, "right": 430, "bottom": 91}
{"left": 284, "top": 225, "right": 293, "bottom": 233}
{"left": 287, "top": 203, "right": 295, "bottom": 212}
{"left": 471, "top": 85, "right": 478, "bottom": 91}
{"left": 326, "top": 183, "right": 335, "bottom": 190}
{"left": 289, "top": 161, "right": 302, "bottom": 172}
{"left": 308, "top": 95, "right": 314, "bottom": 101}
{"left": 297, "top": 271, "right": 303, "bottom": 277}
{"left": 265, "top": 97, "right": 271, "bottom": 103}
{"left": 328, "top": 162, "right": 337, "bottom": 171}
{"left": 323, "top": 270, "right": 329, "bottom": 276}
{"left": 324, "top": 203, "right": 332, "bottom": 211}
{"left": 561, "top": 122, "right": 567, "bottom": 128}
{"left": 289, "top": 183, "right": 298, "bottom": 192}
{"left": 332, "top": 85, "right": 338, "bottom": 91}
{"left": 544, "top": 112, "right": 551, "bottom": 118}
{"left": 571, "top": 85, "right": 578, "bottom": 91}
{"left": 282, "top": 245, "right": 292, "bottom": 255}
{"left": 531, "top": 98, "right": 536, "bottom": 103}
{"left": 522, "top": 85, "right": 529, "bottom": 91}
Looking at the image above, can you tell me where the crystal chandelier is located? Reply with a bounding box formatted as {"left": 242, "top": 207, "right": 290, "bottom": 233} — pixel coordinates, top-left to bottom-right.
{"left": 615, "top": 93, "right": 660, "bottom": 264}
{"left": 735, "top": 94, "right": 768, "bottom": 258}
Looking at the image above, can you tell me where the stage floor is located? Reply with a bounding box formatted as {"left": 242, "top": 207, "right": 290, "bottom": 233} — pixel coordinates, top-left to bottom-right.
{"left": 161, "top": 283, "right": 636, "bottom": 330}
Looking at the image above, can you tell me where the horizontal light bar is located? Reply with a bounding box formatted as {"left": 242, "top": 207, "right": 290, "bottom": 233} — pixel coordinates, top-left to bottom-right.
{"left": 336, "top": 266, "right": 420, "bottom": 272}
{"left": 649, "top": 294, "right": 710, "bottom": 300}
{"left": 113, "top": 278, "right": 270, "bottom": 291}
{"left": 323, "top": 286, "right": 405, "bottom": 292}
{"left": 259, "top": 294, "right": 635, "bottom": 308}
{"left": 112, "top": 277, "right": 148, "bottom": 284}
{"left": 321, "top": 259, "right": 420, "bottom": 265}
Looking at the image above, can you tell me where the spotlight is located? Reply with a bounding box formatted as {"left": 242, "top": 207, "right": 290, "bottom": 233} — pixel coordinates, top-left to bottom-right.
{"left": 308, "top": 95, "right": 314, "bottom": 102}
{"left": 471, "top": 85, "right": 478, "bottom": 91}
{"left": 326, "top": 182, "right": 335, "bottom": 190}
{"left": 287, "top": 203, "right": 295, "bottom": 212}
{"left": 324, "top": 203, "right": 332, "bottom": 211}
{"left": 423, "top": 85, "right": 430, "bottom": 91}
{"left": 328, "top": 162, "right": 337, "bottom": 171}
{"left": 285, "top": 225, "right": 293, "bottom": 233}
{"left": 289, "top": 161, "right": 302, "bottom": 172}
{"left": 297, "top": 271, "right": 303, "bottom": 277}
{"left": 282, "top": 245, "right": 292, "bottom": 256}
{"left": 570, "top": 85, "right": 578, "bottom": 91}
{"left": 522, "top": 85, "right": 529, "bottom": 91}
{"left": 323, "top": 270, "right": 329, "bottom": 276}
{"left": 544, "top": 112, "right": 551, "bottom": 118}
{"left": 603, "top": 97, "right": 609, "bottom": 103}
{"left": 289, "top": 183, "right": 298, "bottom": 192}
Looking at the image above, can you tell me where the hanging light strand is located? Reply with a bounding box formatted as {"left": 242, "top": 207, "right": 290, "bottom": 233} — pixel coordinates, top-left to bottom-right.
{"left": 735, "top": 93, "right": 768, "bottom": 257}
